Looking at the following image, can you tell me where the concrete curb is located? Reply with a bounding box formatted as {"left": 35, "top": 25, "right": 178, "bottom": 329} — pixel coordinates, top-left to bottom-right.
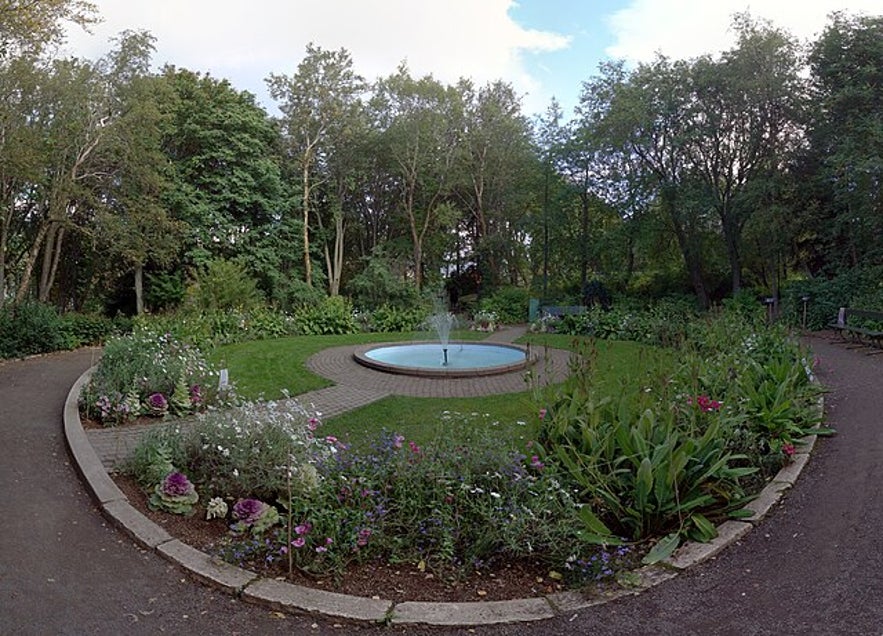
{"left": 64, "top": 365, "right": 826, "bottom": 626}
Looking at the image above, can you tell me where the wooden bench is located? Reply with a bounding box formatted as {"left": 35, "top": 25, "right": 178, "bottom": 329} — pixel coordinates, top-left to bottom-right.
{"left": 829, "top": 308, "right": 883, "bottom": 349}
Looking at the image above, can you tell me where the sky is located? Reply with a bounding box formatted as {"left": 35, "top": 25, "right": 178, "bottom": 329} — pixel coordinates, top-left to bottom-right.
{"left": 62, "top": 0, "right": 881, "bottom": 118}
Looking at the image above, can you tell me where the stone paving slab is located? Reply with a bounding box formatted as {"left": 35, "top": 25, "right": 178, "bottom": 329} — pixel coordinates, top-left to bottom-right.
{"left": 242, "top": 578, "right": 392, "bottom": 623}
{"left": 158, "top": 539, "right": 259, "bottom": 593}
{"left": 391, "top": 597, "right": 556, "bottom": 625}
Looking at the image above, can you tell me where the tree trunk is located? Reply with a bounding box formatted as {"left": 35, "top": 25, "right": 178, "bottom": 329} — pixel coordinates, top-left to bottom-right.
{"left": 38, "top": 224, "right": 65, "bottom": 303}
{"left": 14, "top": 221, "right": 50, "bottom": 305}
{"left": 301, "top": 159, "right": 313, "bottom": 288}
{"left": 667, "top": 201, "right": 709, "bottom": 309}
{"left": 134, "top": 263, "right": 144, "bottom": 315}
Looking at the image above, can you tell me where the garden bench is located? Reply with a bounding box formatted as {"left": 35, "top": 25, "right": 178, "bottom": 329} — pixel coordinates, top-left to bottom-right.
{"left": 829, "top": 308, "right": 883, "bottom": 349}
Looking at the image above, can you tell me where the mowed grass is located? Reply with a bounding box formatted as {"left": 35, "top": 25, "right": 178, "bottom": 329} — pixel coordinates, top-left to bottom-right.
{"left": 210, "top": 331, "right": 675, "bottom": 451}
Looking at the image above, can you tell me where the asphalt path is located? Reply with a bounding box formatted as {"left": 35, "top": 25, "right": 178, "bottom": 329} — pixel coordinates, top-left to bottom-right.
{"left": 1, "top": 334, "right": 880, "bottom": 635}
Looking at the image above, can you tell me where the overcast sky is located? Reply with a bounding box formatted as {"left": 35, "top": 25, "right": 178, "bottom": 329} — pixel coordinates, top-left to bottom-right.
{"left": 62, "top": 0, "right": 881, "bottom": 117}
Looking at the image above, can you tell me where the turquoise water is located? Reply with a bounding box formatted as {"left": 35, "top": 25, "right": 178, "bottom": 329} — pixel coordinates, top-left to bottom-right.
{"left": 364, "top": 343, "right": 525, "bottom": 370}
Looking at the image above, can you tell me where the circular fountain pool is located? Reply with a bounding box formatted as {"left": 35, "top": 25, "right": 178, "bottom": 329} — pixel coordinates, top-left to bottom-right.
{"left": 353, "top": 342, "right": 530, "bottom": 378}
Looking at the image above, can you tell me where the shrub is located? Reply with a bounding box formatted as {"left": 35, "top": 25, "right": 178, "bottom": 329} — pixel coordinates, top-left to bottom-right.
{"left": 479, "top": 287, "right": 529, "bottom": 324}
{"left": 187, "top": 260, "right": 264, "bottom": 312}
{"left": 293, "top": 295, "right": 358, "bottom": 335}
{"left": 0, "top": 301, "right": 71, "bottom": 358}
{"left": 357, "top": 304, "right": 427, "bottom": 332}
{"left": 348, "top": 253, "right": 420, "bottom": 310}
{"left": 60, "top": 312, "right": 118, "bottom": 347}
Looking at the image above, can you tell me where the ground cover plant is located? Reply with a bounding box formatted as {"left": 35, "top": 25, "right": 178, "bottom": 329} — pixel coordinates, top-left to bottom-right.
{"left": 80, "top": 329, "right": 234, "bottom": 426}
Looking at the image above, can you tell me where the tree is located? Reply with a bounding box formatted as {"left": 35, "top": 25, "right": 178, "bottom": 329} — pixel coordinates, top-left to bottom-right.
{"left": 456, "top": 80, "right": 536, "bottom": 291}
{"left": 162, "top": 67, "right": 284, "bottom": 269}
{"left": 591, "top": 57, "right": 713, "bottom": 307}
{"left": 686, "top": 15, "right": 803, "bottom": 293}
{"left": 92, "top": 31, "right": 182, "bottom": 314}
{"left": 0, "top": 0, "right": 99, "bottom": 58}
{"left": 267, "top": 44, "right": 365, "bottom": 290}
{"left": 9, "top": 54, "right": 109, "bottom": 305}
{"left": 802, "top": 12, "right": 883, "bottom": 270}
{"left": 372, "top": 65, "right": 462, "bottom": 290}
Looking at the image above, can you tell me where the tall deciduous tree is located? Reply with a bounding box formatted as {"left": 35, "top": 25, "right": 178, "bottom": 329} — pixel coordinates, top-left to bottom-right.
{"left": 372, "top": 65, "right": 462, "bottom": 290}
{"left": 456, "top": 80, "right": 535, "bottom": 290}
{"left": 92, "top": 31, "right": 182, "bottom": 314}
{"left": 267, "top": 44, "right": 365, "bottom": 290}
{"left": 162, "top": 67, "right": 283, "bottom": 268}
{"left": 686, "top": 15, "right": 803, "bottom": 293}
{"left": 803, "top": 12, "right": 883, "bottom": 269}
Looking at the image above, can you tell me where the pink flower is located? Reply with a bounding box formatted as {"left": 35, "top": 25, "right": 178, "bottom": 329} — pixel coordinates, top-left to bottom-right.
{"left": 325, "top": 435, "right": 338, "bottom": 444}
{"left": 408, "top": 441, "right": 421, "bottom": 454}
{"left": 308, "top": 417, "right": 319, "bottom": 431}
{"left": 294, "top": 522, "right": 312, "bottom": 536}
{"left": 783, "top": 443, "right": 796, "bottom": 457}
{"left": 392, "top": 434, "right": 405, "bottom": 449}
{"left": 292, "top": 537, "right": 305, "bottom": 548}
{"left": 539, "top": 408, "right": 547, "bottom": 421}
{"left": 530, "top": 455, "right": 544, "bottom": 470}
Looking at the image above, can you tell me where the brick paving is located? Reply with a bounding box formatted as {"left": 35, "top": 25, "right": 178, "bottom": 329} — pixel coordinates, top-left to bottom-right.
{"left": 87, "top": 326, "right": 572, "bottom": 469}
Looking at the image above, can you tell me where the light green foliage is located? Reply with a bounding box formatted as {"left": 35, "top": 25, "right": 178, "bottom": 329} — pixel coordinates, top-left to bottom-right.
{"left": 293, "top": 295, "right": 358, "bottom": 335}
{"left": 181, "top": 399, "right": 330, "bottom": 502}
{"left": 124, "top": 428, "right": 183, "bottom": 488}
{"left": 187, "top": 260, "right": 264, "bottom": 313}
{"left": 537, "top": 307, "right": 824, "bottom": 549}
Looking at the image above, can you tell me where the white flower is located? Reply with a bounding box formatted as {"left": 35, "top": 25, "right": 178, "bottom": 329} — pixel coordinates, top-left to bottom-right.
{"left": 205, "top": 497, "right": 228, "bottom": 520}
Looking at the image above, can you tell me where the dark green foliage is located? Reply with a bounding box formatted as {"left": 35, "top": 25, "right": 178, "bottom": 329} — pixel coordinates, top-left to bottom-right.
{"left": 358, "top": 304, "right": 427, "bottom": 332}
{"left": 347, "top": 253, "right": 421, "bottom": 310}
{"left": 145, "top": 271, "right": 186, "bottom": 312}
{"left": 479, "top": 287, "right": 529, "bottom": 324}
{"left": 0, "top": 302, "right": 71, "bottom": 358}
{"left": 59, "top": 313, "right": 118, "bottom": 347}
{"left": 780, "top": 266, "right": 883, "bottom": 330}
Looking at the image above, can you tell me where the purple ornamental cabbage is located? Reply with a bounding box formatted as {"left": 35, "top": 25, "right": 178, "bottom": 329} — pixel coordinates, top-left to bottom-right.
{"left": 232, "top": 498, "right": 266, "bottom": 524}
{"left": 161, "top": 471, "right": 196, "bottom": 497}
{"left": 147, "top": 392, "right": 168, "bottom": 412}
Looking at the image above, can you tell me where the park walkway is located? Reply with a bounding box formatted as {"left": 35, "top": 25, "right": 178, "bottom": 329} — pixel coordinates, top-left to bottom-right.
{"left": 1, "top": 332, "right": 882, "bottom": 633}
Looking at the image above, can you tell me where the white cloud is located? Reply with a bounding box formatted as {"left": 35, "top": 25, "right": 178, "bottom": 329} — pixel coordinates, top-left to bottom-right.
{"left": 606, "top": 0, "right": 881, "bottom": 64}
{"left": 63, "top": 0, "right": 570, "bottom": 113}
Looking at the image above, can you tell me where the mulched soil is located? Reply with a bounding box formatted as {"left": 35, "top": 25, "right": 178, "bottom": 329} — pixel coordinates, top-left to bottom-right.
{"left": 114, "top": 475, "right": 570, "bottom": 603}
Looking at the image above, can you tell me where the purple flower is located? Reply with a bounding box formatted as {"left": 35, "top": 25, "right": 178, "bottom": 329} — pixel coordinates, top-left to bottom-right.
{"left": 530, "top": 455, "right": 544, "bottom": 471}
{"left": 147, "top": 392, "right": 168, "bottom": 411}
{"left": 232, "top": 498, "right": 265, "bottom": 524}
{"left": 161, "top": 471, "right": 195, "bottom": 497}
{"left": 189, "top": 385, "right": 202, "bottom": 404}
{"left": 292, "top": 537, "right": 305, "bottom": 548}
{"left": 392, "top": 434, "right": 404, "bottom": 449}
{"left": 294, "top": 522, "right": 312, "bottom": 536}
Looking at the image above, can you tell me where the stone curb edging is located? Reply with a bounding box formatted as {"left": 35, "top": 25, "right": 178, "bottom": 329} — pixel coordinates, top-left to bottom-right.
{"left": 64, "top": 366, "right": 824, "bottom": 627}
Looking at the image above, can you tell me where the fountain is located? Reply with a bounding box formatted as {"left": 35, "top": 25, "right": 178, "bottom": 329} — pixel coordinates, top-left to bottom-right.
{"left": 353, "top": 309, "right": 530, "bottom": 378}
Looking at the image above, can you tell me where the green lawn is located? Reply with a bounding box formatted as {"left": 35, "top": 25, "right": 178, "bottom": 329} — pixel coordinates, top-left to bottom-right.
{"left": 209, "top": 330, "right": 485, "bottom": 399}
{"left": 210, "top": 331, "right": 675, "bottom": 451}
